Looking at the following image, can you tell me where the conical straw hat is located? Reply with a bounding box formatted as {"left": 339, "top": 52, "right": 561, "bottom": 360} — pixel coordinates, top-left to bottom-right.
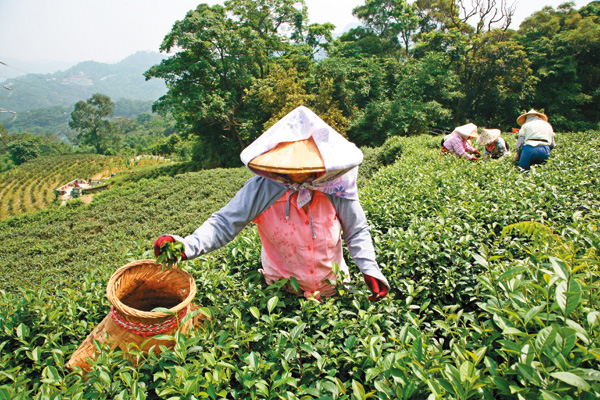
{"left": 476, "top": 128, "right": 501, "bottom": 146}
{"left": 517, "top": 109, "right": 548, "bottom": 126}
{"left": 248, "top": 136, "right": 325, "bottom": 174}
{"left": 454, "top": 123, "right": 479, "bottom": 138}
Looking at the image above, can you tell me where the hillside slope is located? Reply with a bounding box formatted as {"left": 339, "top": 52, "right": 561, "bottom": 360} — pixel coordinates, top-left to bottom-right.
{"left": 0, "top": 132, "right": 599, "bottom": 398}
{"left": 1, "top": 131, "right": 598, "bottom": 293}
{"left": 0, "top": 51, "right": 167, "bottom": 112}
{"left": 0, "top": 167, "right": 253, "bottom": 290}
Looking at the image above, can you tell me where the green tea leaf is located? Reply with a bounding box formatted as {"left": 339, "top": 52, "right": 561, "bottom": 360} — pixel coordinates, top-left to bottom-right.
{"left": 577, "top": 368, "right": 600, "bottom": 382}
{"left": 524, "top": 304, "right": 545, "bottom": 325}
{"left": 516, "top": 363, "right": 541, "bottom": 386}
{"left": 290, "top": 323, "right": 306, "bottom": 342}
{"left": 267, "top": 296, "right": 278, "bottom": 314}
{"left": 588, "top": 311, "right": 600, "bottom": 328}
{"left": 352, "top": 380, "right": 365, "bottom": 398}
{"left": 289, "top": 277, "right": 300, "bottom": 293}
{"left": 549, "top": 372, "right": 591, "bottom": 390}
{"left": 41, "top": 366, "right": 61, "bottom": 385}
{"left": 549, "top": 257, "right": 569, "bottom": 280}
{"left": 556, "top": 278, "right": 582, "bottom": 317}
{"left": 249, "top": 307, "right": 260, "bottom": 320}
{"left": 31, "top": 347, "right": 42, "bottom": 362}
{"left": 472, "top": 253, "right": 488, "bottom": 267}
{"left": 535, "top": 326, "right": 557, "bottom": 351}
{"left": 151, "top": 307, "right": 174, "bottom": 315}
{"left": 540, "top": 389, "right": 563, "bottom": 400}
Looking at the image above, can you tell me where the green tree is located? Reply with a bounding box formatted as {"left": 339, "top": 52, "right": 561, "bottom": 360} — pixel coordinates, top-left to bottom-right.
{"left": 151, "top": 134, "right": 181, "bottom": 155}
{"left": 145, "top": 1, "right": 309, "bottom": 167}
{"left": 69, "top": 94, "right": 119, "bottom": 154}
{"left": 352, "top": 0, "right": 419, "bottom": 57}
{"left": 226, "top": 0, "right": 307, "bottom": 77}
{"left": 347, "top": 52, "right": 459, "bottom": 145}
{"left": 413, "top": 0, "right": 517, "bottom": 123}
{"left": 245, "top": 61, "right": 348, "bottom": 134}
{"left": 519, "top": 2, "right": 600, "bottom": 130}
{"left": 336, "top": 26, "right": 402, "bottom": 58}
{"left": 312, "top": 56, "right": 397, "bottom": 118}
{"left": 8, "top": 139, "right": 39, "bottom": 165}
{"left": 457, "top": 29, "right": 536, "bottom": 129}
{"left": 302, "top": 22, "right": 336, "bottom": 57}
{"left": 0, "top": 124, "right": 8, "bottom": 149}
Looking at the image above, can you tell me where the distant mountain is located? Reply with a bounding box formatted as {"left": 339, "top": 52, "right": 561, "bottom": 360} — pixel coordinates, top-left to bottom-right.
{"left": 0, "top": 58, "right": 76, "bottom": 79}
{"left": 0, "top": 51, "right": 168, "bottom": 113}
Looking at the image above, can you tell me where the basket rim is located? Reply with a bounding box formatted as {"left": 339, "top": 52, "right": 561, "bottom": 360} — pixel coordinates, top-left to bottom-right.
{"left": 106, "top": 259, "right": 197, "bottom": 319}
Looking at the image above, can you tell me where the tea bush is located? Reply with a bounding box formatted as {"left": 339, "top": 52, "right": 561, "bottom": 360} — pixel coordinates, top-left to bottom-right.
{"left": 0, "top": 167, "right": 253, "bottom": 290}
{"left": 0, "top": 154, "right": 118, "bottom": 220}
{"left": 376, "top": 135, "right": 404, "bottom": 167}
{"left": 0, "top": 131, "right": 598, "bottom": 398}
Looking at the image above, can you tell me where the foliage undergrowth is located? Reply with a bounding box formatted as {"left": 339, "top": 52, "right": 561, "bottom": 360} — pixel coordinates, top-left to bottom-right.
{"left": 0, "top": 131, "right": 599, "bottom": 398}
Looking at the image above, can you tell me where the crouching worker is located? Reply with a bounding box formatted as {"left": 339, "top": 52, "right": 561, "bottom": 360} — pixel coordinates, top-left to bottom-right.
{"left": 440, "top": 123, "right": 481, "bottom": 161}
{"left": 154, "top": 106, "right": 390, "bottom": 302}
{"left": 476, "top": 128, "right": 511, "bottom": 160}
{"left": 514, "top": 109, "right": 556, "bottom": 171}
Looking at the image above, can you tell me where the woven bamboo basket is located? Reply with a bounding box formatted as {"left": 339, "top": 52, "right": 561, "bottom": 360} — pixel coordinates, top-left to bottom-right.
{"left": 67, "top": 259, "right": 203, "bottom": 373}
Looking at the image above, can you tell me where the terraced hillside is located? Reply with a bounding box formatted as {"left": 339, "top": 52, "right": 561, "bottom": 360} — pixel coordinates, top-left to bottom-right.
{"left": 0, "top": 154, "right": 119, "bottom": 220}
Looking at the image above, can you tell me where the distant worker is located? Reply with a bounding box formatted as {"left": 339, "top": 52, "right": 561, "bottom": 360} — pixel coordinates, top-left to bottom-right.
{"left": 440, "top": 123, "right": 481, "bottom": 161}
{"left": 476, "top": 128, "right": 510, "bottom": 160}
{"left": 154, "top": 106, "right": 390, "bottom": 302}
{"left": 514, "top": 110, "right": 555, "bottom": 171}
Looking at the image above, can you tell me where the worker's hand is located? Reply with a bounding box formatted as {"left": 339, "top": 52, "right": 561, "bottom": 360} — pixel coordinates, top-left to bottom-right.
{"left": 473, "top": 149, "right": 481, "bottom": 156}
{"left": 363, "top": 275, "right": 388, "bottom": 302}
{"left": 153, "top": 235, "right": 187, "bottom": 260}
{"left": 154, "top": 235, "right": 173, "bottom": 258}
{"left": 471, "top": 157, "right": 479, "bottom": 162}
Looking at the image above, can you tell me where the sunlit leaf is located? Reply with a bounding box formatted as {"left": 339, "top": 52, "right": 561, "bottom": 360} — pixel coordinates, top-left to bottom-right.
{"left": 550, "top": 372, "right": 591, "bottom": 390}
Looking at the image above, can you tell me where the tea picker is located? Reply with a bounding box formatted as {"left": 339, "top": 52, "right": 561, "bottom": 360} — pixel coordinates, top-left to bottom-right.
{"left": 476, "top": 128, "right": 511, "bottom": 160}
{"left": 155, "top": 106, "right": 390, "bottom": 301}
{"left": 440, "top": 123, "right": 481, "bottom": 161}
{"left": 514, "top": 109, "right": 556, "bottom": 171}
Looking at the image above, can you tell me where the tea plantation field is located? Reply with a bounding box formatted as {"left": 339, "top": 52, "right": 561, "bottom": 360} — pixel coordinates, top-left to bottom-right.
{"left": 0, "top": 154, "right": 119, "bottom": 220}
{"left": 0, "top": 131, "right": 599, "bottom": 399}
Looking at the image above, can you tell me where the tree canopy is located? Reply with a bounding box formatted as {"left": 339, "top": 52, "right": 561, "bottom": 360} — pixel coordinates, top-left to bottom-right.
{"left": 69, "top": 94, "right": 119, "bottom": 155}
{"left": 144, "top": 0, "right": 600, "bottom": 167}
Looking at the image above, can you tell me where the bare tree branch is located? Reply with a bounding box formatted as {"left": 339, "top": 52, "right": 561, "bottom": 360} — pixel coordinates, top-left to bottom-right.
{"left": 454, "top": 0, "right": 515, "bottom": 32}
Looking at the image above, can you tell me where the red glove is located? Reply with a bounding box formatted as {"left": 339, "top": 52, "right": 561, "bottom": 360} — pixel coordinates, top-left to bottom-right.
{"left": 471, "top": 157, "right": 479, "bottom": 162}
{"left": 363, "top": 275, "right": 388, "bottom": 302}
{"left": 473, "top": 149, "right": 481, "bottom": 156}
{"left": 153, "top": 235, "right": 187, "bottom": 260}
{"left": 154, "top": 235, "right": 173, "bottom": 258}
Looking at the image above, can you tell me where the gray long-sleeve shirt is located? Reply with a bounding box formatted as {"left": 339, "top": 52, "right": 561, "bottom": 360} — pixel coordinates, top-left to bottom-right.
{"left": 171, "top": 176, "right": 389, "bottom": 288}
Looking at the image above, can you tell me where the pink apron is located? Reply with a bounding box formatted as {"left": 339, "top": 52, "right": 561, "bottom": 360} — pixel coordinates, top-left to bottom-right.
{"left": 253, "top": 190, "right": 350, "bottom": 299}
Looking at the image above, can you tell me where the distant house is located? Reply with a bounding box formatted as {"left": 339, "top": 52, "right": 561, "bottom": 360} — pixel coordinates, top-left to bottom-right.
{"left": 61, "top": 71, "right": 93, "bottom": 86}
{"left": 55, "top": 179, "right": 107, "bottom": 199}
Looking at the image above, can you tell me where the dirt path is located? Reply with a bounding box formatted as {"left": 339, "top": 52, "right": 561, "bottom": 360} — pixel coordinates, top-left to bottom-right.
{"left": 60, "top": 193, "right": 95, "bottom": 206}
{"left": 92, "top": 171, "right": 108, "bottom": 180}
{"left": 79, "top": 194, "right": 94, "bottom": 204}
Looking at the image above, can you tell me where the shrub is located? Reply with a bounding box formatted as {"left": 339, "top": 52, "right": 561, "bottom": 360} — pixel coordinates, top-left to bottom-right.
{"left": 357, "top": 146, "right": 380, "bottom": 188}
{"left": 0, "top": 130, "right": 599, "bottom": 398}
{"left": 376, "top": 135, "right": 404, "bottom": 166}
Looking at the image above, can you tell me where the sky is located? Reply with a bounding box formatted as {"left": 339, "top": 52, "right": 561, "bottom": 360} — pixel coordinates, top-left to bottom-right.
{"left": 0, "top": 0, "right": 594, "bottom": 70}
